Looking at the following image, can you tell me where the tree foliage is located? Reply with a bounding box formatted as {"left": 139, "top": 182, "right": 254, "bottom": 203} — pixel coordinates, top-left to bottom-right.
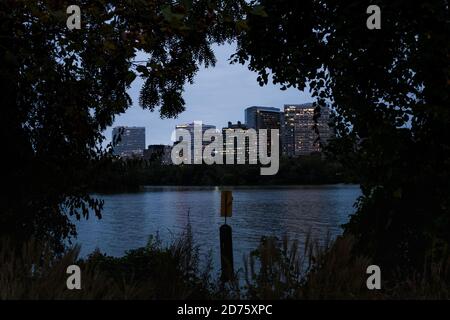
{"left": 233, "top": 0, "right": 450, "bottom": 272}
{"left": 0, "top": 0, "right": 248, "bottom": 250}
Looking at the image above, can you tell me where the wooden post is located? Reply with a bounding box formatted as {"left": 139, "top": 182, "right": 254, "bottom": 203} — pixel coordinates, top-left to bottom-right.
{"left": 220, "top": 191, "right": 234, "bottom": 281}
{"left": 220, "top": 191, "right": 233, "bottom": 219}
{"left": 220, "top": 224, "right": 234, "bottom": 282}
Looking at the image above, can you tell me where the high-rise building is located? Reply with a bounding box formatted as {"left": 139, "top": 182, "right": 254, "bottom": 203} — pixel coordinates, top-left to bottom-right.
{"left": 112, "top": 126, "right": 145, "bottom": 158}
{"left": 221, "top": 121, "right": 255, "bottom": 164}
{"left": 282, "top": 103, "right": 333, "bottom": 156}
{"left": 245, "top": 106, "right": 281, "bottom": 156}
{"left": 174, "top": 122, "right": 216, "bottom": 163}
{"left": 245, "top": 106, "right": 281, "bottom": 130}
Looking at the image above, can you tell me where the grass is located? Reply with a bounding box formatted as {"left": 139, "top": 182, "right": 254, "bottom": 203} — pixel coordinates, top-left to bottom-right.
{"left": 242, "top": 234, "right": 376, "bottom": 299}
{"left": 0, "top": 224, "right": 215, "bottom": 299}
{"left": 1, "top": 226, "right": 449, "bottom": 299}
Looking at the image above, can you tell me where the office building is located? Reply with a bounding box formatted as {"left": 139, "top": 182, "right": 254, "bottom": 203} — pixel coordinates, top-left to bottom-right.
{"left": 112, "top": 126, "right": 145, "bottom": 158}
{"left": 245, "top": 106, "right": 281, "bottom": 130}
{"left": 221, "top": 121, "right": 256, "bottom": 164}
{"left": 174, "top": 122, "right": 216, "bottom": 163}
{"left": 282, "top": 103, "right": 333, "bottom": 156}
{"left": 245, "top": 106, "right": 281, "bottom": 156}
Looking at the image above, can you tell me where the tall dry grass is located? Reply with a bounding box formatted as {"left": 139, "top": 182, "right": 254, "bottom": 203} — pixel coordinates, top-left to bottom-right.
{"left": 241, "top": 234, "right": 450, "bottom": 299}
{"left": 242, "top": 234, "right": 376, "bottom": 299}
{"left": 0, "top": 224, "right": 214, "bottom": 299}
{"left": 1, "top": 230, "right": 449, "bottom": 299}
{"left": 0, "top": 238, "right": 127, "bottom": 299}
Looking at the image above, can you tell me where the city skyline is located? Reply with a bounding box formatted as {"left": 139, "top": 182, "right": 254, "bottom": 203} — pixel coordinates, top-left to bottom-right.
{"left": 112, "top": 102, "right": 333, "bottom": 160}
{"left": 103, "top": 43, "right": 313, "bottom": 147}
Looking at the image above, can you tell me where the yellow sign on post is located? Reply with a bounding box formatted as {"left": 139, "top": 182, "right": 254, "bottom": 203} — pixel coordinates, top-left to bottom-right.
{"left": 220, "top": 191, "right": 233, "bottom": 217}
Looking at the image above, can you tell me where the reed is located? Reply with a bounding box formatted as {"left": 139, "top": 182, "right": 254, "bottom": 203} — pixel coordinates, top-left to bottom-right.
{"left": 1, "top": 230, "right": 449, "bottom": 299}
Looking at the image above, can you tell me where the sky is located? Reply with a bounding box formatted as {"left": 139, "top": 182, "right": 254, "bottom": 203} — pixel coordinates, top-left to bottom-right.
{"left": 103, "top": 42, "right": 313, "bottom": 146}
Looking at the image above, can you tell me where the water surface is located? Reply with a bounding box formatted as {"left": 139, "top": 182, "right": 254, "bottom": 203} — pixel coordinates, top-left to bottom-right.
{"left": 75, "top": 185, "right": 360, "bottom": 270}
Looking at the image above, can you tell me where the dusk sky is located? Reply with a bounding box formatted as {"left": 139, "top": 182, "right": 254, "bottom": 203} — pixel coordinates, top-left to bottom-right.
{"left": 103, "top": 42, "right": 313, "bottom": 146}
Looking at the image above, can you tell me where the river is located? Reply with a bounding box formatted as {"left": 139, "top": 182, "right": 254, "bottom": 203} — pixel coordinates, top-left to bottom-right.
{"left": 75, "top": 184, "right": 360, "bottom": 271}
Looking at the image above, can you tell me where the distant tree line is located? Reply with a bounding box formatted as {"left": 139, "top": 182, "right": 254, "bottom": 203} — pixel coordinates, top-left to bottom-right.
{"left": 89, "top": 154, "right": 358, "bottom": 192}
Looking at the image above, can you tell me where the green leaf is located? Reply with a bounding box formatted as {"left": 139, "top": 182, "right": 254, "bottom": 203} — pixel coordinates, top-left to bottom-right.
{"left": 251, "top": 5, "right": 268, "bottom": 18}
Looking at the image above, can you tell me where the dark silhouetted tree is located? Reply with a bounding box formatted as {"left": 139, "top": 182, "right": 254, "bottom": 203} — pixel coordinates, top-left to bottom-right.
{"left": 232, "top": 0, "right": 450, "bottom": 273}
{"left": 0, "top": 0, "right": 248, "bottom": 251}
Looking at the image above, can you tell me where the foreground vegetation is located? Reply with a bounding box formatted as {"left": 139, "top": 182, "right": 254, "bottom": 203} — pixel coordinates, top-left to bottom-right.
{"left": 2, "top": 226, "right": 448, "bottom": 300}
